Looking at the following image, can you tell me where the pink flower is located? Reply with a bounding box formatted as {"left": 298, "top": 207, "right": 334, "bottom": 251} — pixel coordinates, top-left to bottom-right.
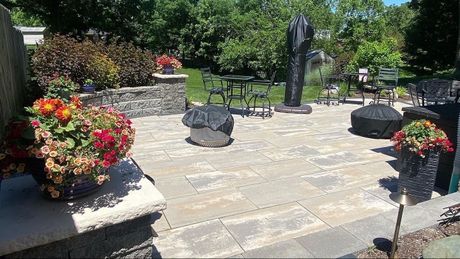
{"left": 102, "top": 160, "right": 111, "bottom": 168}
{"left": 40, "top": 145, "right": 50, "bottom": 154}
{"left": 31, "top": 120, "right": 40, "bottom": 128}
{"left": 41, "top": 131, "right": 51, "bottom": 138}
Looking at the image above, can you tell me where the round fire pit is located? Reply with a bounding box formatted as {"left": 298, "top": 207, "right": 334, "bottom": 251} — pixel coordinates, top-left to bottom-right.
{"left": 182, "top": 105, "right": 234, "bottom": 147}
{"left": 351, "top": 104, "right": 402, "bottom": 139}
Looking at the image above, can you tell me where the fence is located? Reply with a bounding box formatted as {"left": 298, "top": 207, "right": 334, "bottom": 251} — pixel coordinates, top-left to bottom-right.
{"left": 0, "top": 4, "right": 28, "bottom": 138}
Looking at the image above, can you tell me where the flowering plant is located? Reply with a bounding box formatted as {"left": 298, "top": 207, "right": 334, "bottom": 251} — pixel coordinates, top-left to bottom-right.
{"left": 155, "top": 54, "right": 182, "bottom": 70}
{"left": 391, "top": 119, "right": 453, "bottom": 158}
{"left": 11, "top": 96, "right": 136, "bottom": 198}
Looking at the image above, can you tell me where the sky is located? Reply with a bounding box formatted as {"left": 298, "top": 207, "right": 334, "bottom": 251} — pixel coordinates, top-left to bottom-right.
{"left": 384, "top": 0, "right": 409, "bottom": 6}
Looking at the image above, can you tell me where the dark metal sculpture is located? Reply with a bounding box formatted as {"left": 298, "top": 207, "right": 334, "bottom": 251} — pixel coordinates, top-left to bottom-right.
{"left": 284, "top": 14, "right": 314, "bottom": 107}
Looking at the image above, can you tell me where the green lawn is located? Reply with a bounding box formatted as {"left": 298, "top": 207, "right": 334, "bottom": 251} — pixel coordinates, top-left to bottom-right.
{"left": 178, "top": 67, "right": 321, "bottom": 105}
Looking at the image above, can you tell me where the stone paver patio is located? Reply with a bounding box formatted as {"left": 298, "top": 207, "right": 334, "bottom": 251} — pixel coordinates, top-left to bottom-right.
{"left": 130, "top": 101, "right": 446, "bottom": 258}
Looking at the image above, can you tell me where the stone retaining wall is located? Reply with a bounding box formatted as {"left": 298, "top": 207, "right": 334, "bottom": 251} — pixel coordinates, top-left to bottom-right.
{"left": 80, "top": 74, "right": 187, "bottom": 118}
{"left": 5, "top": 215, "right": 154, "bottom": 258}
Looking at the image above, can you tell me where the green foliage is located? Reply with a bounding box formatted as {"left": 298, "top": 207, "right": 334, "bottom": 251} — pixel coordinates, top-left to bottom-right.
{"left": 105, "top": 40, "right": 156, "bottom": 87}
{"left": 395, "top": 86, "right": 407, "bottom": 97}
{"left": 87, "top": 53, "right": 120, "bottom": 90}
{"left": 9, "top": 7, "right": 43, "bottom": 26}
{"left": 335, "top": 0, "right": 386, "bottom": 52}
{"left": 347, "top": 39, "right": 403, "bottom": 75}
{"left": 383, "top": 3, "right": 416, "bottom": 50}
{"left": 32, "top": 35, "right": 91, "bottom": 89}
{"left": 32, "top": 35, "right": 154, "bottom": 90}
{"left": 44, "top": 75, "right": 78, "bottom": 101}
{"left": 404, "top": 0, "right": 458, "bottom": 73}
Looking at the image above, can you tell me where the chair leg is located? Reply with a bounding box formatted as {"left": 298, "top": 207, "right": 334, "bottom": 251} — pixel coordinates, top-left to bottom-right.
{"left": 253, "top": 95, "right": 258, "bottom": 115}
{"left": 207, "top": 93, "right": 212, "bottom": 105}
{"left": 220, "top": 92, "right": 226, "bottom": 107}
{"left": 267, "top": 97, "right": 271, "bottom": 117}
{"left": 262, "top": 99, "right": 265, "bottom": 120}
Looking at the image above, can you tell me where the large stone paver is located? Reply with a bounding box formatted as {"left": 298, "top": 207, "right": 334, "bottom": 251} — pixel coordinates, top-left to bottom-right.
{"left": 242, "top": 239, "right": 313, "bottom": 258}
{"left": 238, "top": 177, "right": 324, "bottom": 208}
{"left": 249, "top": 158, "right": 322, "bottom": 180}
{"left": 295, "top": 227, "right": 367, "bottom": 258}
{"left": 164, "top": 189, "right": 257, "bottom": 228}
{"left": 154, "top": 176, "right": 197, "bottom": 199}
{"left": 152, "top": 219, "right": 243, "bottom": 258}
{"left": 298, "top": 189, "right": 396, "bottom": 227}
{"left": 220, "top": 203, "right": 329, "bottom": 251}
{"left": 186, "top": 167, "right": 266, "bottom": 192}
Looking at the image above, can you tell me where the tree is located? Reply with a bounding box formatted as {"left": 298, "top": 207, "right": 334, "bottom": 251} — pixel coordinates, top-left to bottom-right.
{"left": 405, "top": 0, "right": 458, "bottom": 73}
{"left": 334, "top": 0, "right": 386, "bottom": 52}
{"left": 347, "top": 38, "right": 403, "bottom": 75}
{"left": 143, "top": 0, "right": 195, "bottom": 53}
{"left": 9, "top": 8, "right": 43, "bottom": 26}
{"left": 383, "top": 3, "right": 416, "bottom": 50}
{"left": 179, "top": 0, "right": 238, "bottom": 65}
{"left": 0, "top": 0, "right": 155, "bottom": 44}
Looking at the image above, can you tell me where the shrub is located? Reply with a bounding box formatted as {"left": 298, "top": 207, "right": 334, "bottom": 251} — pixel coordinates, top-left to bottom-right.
{"left": 395, "top": 86, "right": 407, "bottom": 98}
{"left": 347, "top": 38, "right": 403, "bottom": 76}
{"left": 32, "top": 35, "right": 89, "bottom": 89}
{"left": 105, "top": 40, "right": 156, "bottom": 87}
{"left": 87, "top": 53, "right": 120, "bottom": 90}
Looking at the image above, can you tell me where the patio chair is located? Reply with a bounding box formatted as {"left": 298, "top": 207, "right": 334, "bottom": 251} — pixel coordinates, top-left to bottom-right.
{"left": 420, "top": 79, "right": 451, "bottom": 106}
{"left": 247, "top": 71, "right": 276, "bottom": 118}
{"left": 372, "top": 68, "right": 399, "bottom": 106}
{"left": 316, "top": 66, "right": 342, "bottom": 106}
{"left": 408, "top": 83, "right": 422, "bottom": 106}
{"left": 449, "top": 80, "right": 460, "bottom": 103}
{"left": 200, "top": 67, "right": 226, "bottom": 106}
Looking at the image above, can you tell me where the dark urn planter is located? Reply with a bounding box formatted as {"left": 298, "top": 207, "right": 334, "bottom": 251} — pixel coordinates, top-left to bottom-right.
{"left": 82, "top": 84, "right": 96, "bottom": 93}
{"left": 398, "top": 148, "right": 441, "bottom": 202}
{"left": 162, "top": 66, "right": 174, "bottom": 75}
{"left": 29, "top": 159, "right": 104, "bottom": 200}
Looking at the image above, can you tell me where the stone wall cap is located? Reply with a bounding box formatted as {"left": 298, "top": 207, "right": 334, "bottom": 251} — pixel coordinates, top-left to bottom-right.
{"left": 0, "top": 159, "right": 166, "bottom": 255}
{"left": 153, "top": 73, "right": 189, "bottom": 79}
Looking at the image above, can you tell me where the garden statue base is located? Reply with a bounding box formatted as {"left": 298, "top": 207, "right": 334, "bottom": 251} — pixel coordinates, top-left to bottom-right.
{"left": 274, "top": 104, "right": 312, "bottom": 114}
{"left": 80, "top": 73, "right": 188, "bottom": 118}
{"left": 0, "top": 159, "right": 167, "bottom": 258}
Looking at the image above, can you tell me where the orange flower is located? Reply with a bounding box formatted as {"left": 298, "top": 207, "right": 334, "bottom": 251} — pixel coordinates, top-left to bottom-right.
{"left": 51, "top": 190, "right": 60, "bottom": 198}
{"left": 424, "top": 120, "right": 432, "bottom": 127}
{"left": 70, "top": 96, "right": 82, "bottom": 109}
{"left": 37, "top": 99, "right": 57, "bottom": 116}
{"left": 55, "top": 106, "right": 72, "bottom": 123}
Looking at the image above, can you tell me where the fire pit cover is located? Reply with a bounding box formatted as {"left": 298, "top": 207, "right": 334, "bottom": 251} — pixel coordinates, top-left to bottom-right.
{"left": 182, "top": 105, "right": 234, "bottom": 135}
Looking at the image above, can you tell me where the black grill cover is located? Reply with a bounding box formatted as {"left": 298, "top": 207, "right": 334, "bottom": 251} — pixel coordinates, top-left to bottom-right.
{"left": 182, "top": 105, "right": 234, "bottom": 135}
{"left": 351, "top": 104, "right": 402, "bottom": 139}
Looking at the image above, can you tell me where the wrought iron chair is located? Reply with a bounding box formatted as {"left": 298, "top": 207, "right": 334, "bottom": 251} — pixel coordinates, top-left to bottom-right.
{"left": 448, "top": 80, "right": 460, "bottom": 103}
{"left": 316, "top": 66, "right": 342, "bottom": 106}
{"left": 200, "top": 67, "right": 226, "bottom": 106}
{"left": 408, "top": 83, "right": 422, "bottom": 107}
{"left": 419, "top": 79, "right": 451, "bottom": 106}
{"left": 372, "top": 68, "right": 399, "bottom": 106}
{"left": 247, "top": 71, "right": 276, "bottom": 118}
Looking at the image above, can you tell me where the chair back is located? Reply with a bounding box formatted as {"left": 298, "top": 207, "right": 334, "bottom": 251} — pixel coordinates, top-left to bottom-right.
{"left": 358, "top": 68, "right": 368, "bottom": 83}
{"left": 408, "top": 83, "right": 421, "bottom": 106}
{"left": 422, "top": 79, "right": 451, "bottom": 105}
{"left": 377, "top": 68, "right": 398, "bottom": 86}
{"left": 200, "top": 67, "right": 215, "bottom": 90}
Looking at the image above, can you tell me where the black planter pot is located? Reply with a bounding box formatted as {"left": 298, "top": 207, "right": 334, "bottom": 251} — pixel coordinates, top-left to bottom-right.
{"left": 398, "top": 148, "right": 441, "bottom": 202}
{"left": 162, "top": 66, "right": 174, "bottom": 75}
{"left": 29, "top": 159, "right": 103, "bottom": 200}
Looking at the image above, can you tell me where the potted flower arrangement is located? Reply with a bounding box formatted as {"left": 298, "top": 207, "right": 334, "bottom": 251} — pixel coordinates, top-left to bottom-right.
{"left": 0, "top": 96, "right": 136, "bottom": 200}
{"left": 82, "top": 79, "right": 96, "bottom": 93}
{"left": 391, "top": 119, "right": 453, "bottom": 202}
{"left": 155, "top": 54, "right": 182, "bottom": 74}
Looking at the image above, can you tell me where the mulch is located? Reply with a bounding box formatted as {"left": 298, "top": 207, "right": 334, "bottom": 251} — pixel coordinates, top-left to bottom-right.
{"left": 356, "top": 220, "right": 460, "bottom": 258}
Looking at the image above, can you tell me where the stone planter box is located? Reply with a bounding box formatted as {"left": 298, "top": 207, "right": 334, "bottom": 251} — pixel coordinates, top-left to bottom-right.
{"left": 0, "top": 159, "right": 167, "bottom": 258}
{"left": 80, "top": 73, "right": 188, "bottom": 118}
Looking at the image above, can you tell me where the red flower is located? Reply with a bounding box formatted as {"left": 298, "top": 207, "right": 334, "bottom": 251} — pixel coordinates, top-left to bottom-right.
{"left": 55, "top": 106, "right": 72, "bottom": 123}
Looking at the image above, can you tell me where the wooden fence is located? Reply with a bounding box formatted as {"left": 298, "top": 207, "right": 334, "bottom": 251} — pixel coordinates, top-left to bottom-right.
{"left": 0, "top": 4, "right": 28, "bottom": 138}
